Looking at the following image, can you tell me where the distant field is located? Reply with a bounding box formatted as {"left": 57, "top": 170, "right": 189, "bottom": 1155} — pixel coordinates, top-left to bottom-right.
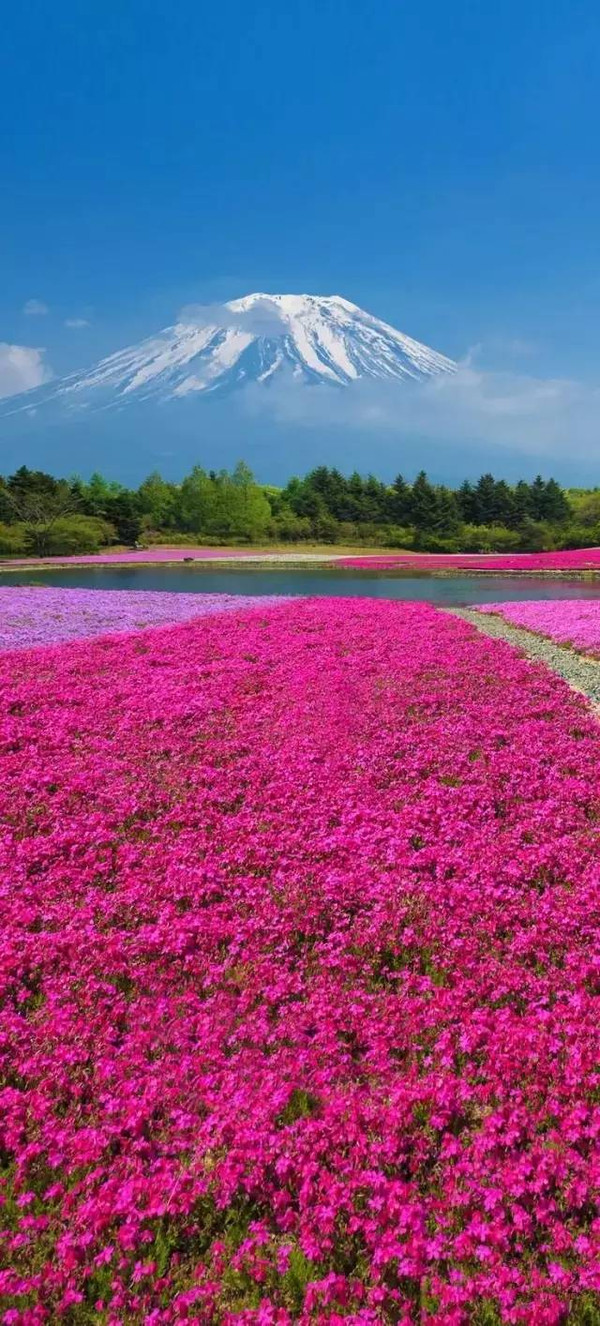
{"left": 3, "top": 542, "right": 600, "bottom": 574}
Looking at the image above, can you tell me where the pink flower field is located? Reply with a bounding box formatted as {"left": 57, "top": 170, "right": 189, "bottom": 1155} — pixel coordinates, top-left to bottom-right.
{"left": 2, "top": 599, "right": 600, "bottom": 1322}
{"left": 0, "top": 587, "right": 288, "bottom": 651}
{"left": 477, "top": 600, "right": 600, "bottom": 656}
{"left": 0, "top": 549, "right": 257, "bottom": 567}
{"left": 339, "top": 549, "right": 600, "bottom": 572}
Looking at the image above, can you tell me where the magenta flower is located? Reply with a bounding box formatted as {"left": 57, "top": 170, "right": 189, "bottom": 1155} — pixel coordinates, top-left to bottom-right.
{"left": 1, "top": 599, "right": 600, "bottom": 1319}
{"left": 339, "top": 549, "right": 600, "bottom": 571}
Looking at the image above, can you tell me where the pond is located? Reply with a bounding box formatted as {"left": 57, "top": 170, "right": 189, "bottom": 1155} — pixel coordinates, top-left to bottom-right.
{"left": 5, "top": 564, "right": 600, "bottom": 603}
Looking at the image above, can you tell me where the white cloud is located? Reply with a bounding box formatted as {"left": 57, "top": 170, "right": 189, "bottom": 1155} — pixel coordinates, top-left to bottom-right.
{"left": 240, "top": 359, "right": 600, "bottom": 461}
{"left": 64, "top": 317, "right": 91, "bottom": 328}
{"left": 179, "top": 298, "right": 286, "bottom": 337}
{"left": 0, "top": 343, "right": 53, "bottom": 399}
{"left": 23, "top": 298, "right": 49, "bottom": 316}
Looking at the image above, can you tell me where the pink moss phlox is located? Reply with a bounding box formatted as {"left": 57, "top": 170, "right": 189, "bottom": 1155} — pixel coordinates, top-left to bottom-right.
{"left": 1, "top": 548, "right": 256, "bottom": 567}
{"left": 0, "top": 587, "right": 289, "bottom": 650}
{"left": 1, "top": 600, "right": 600, "bottom": 1319}
{"left": 339, "top": 548, "right": 600, "bottom": 571}
{"left": 477, "top": 599, "right": 600, "bottom": 656}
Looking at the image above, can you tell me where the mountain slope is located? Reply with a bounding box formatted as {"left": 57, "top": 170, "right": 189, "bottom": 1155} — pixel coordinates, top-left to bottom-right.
{"left": 3, "top": 294, "right": 456, "bottom": 414}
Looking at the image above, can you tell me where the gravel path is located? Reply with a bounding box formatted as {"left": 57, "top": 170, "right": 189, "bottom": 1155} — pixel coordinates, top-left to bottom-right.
{"left": 448, "top": 607, "right": 600, "bottom": 711}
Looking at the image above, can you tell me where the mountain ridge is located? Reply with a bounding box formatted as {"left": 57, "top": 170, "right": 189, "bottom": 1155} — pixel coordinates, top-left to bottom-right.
{"left": 2, "top": 293, "right": 456, "bottom": 415}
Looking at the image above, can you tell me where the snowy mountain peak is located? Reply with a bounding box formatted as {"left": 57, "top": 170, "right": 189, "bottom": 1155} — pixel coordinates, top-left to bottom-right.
{"left": 228, "top": 292, "right": 361, "bottom": 315}
{"left": 2, "top": 293, "right": 456, "bottom": 416}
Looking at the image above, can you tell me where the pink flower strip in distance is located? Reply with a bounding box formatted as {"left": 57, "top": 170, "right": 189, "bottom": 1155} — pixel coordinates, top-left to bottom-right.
{"left": 1, "top": 547, "right": 261, "bottom": 567}
{"left": 338, "top": 547, "right": 600, "bottom": 571}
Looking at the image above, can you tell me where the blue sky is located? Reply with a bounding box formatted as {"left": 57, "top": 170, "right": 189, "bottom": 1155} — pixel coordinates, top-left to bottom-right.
{"left": 2, "top": 0, "right": 600, "bottom": 481}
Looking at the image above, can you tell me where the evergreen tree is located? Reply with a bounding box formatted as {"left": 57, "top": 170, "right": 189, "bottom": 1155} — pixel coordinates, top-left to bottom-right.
{"left": 511, "top": 480, "right": 532, "bottom": 527}
{"left": 409, "top": 471, "right": 439, "bottom": 530}
{"left": 456, "top": 480, "right": 476, "bottom": 523}
{"left": 433, "top": 487, "right": 461, "bottom": 534}
{"left": 104, "top": 490, "right": 142, "bottom": 545}
{"left": 303, "top": 466, "right": 342, "bottom": 512}
{"left": 281, "top": 476, "right": 325, "bottom": 520}
{"left": 493, "top": 480, "right": 516, "bottom": 527}
{"left": 541, "top": 477, "right": 570, "bottom": 523}
{"left": 346, "top": 471, "right": 367, "bottom": 522}
{"left": 472, "top": 473, "right": 498, "bottom": 526}
{"left": 389, "top": 473, "right": 412, "bottom": 524}
{"left": 0, "top": 478, "right": 11, "bottom": 523}
{"left": 7, "top": 466, "right": 59, "bottom": 500}
{"left": 528, "top": 474, "right": 547, "bottom": 521}
{"left": 363, "top": 474, "right": 388, "bottom": 523}
{"left": 82, "top": 472, "right": 124, "bottom": 517}
{"left": 326, "top": 468, "right": 350, "bottom": 520}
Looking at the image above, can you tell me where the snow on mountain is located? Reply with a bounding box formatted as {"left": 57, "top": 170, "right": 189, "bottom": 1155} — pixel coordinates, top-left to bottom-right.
{"left": 2, "top": 294, "right": 456, "bottom": 414}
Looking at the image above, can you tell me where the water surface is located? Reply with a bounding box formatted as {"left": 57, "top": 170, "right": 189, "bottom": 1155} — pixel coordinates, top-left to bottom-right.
{"left": 5, "top": 564, "right": 600, "bottom": 604}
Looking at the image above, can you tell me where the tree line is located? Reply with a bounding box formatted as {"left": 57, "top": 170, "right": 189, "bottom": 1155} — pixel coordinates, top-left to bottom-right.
{"left": 1, "top": 462, "right": 599, "bottom": 556}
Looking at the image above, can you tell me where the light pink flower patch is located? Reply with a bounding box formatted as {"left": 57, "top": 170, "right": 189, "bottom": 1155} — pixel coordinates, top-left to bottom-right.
{"left": 1, "top": 600, "right": 600, "bottom": 1320}
{"left": 2, "top": 547, "right": 256, "bottom": 566}
{"left": 477, "top": 599, "right": 600, "bottom": 656}
{"left": 0, "top": 587, "right": 289, "bottom": 651}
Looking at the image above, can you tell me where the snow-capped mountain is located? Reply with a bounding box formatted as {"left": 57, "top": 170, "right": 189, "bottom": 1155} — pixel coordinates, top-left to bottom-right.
{"left": 3, "top": 294, "right": 456, "bottom": 414}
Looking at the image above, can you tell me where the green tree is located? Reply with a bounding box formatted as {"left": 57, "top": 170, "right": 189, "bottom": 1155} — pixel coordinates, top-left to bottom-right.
{"left": 3, "top": 479, "right": 79, "bottom": 556}
{"left": 138, "top": 471, "right": 178, "bottom": 529}
{"left": 230, "top": 461, "right": 272, "bottom": 538}
{"left": 460, "top": 523, "right": 521, "bottom": 552}
{"left": 472, "top": 473, "right": 498, "bottom": 525}
{"left": 80, "top": 471, "right": 124, "bottom": 517}
{"left": 214, "top": 463, "right": 271, "bottom": 540}
{"left": 517, "top": 517, "right": 557, "bottom": 551}
{"left": 7, "top": 465, "right": 59, "bottom": 501}
{"left": 0, "top": 523, "right": 27, "bottom": 554}
{"left": 270, "top": 509, "right": 312, "bottom": 542}
{"left": 493, "top": 480, "right": 516, "bottom": 527}
{"left": 344, "top": 472, "right": 367, "bottom": 522}
{"left": 389, "top": 473, "right": 412, "bottom": 524}
{"left": 569, "top": 491, "right": 600, "bottom": 527}
{"left": 103, "top": 491, "right": 142, "bottom": 545}
{"left": 528, "top": 474, "right": 547, "bottom": 521}
{"left": 178, "top": 466, "right": 215, "bottom": 532}
{"left": 43, "top": 515, "right": 115, "bottom": 555}
{"left": 511, "top": 480, "right": 532, "bottom": 527}
{"left": 409, "top": 471, "right": 439, "bottom": 531}
{"left": 456, "top": 479, "right": 476, "bottom": 523}
{"left": 362, "top": 475, "right": 388, "bottom": 523}
{"left": 433, "top": 487, "right": 461, "bottom": 534}
{"left": 541, "top": 477, "right": 570, "bottom": 523}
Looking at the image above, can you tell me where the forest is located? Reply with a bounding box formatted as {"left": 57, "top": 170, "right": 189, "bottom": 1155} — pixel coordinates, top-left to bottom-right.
{"left": 1, "top": 461, "right": 599, "bottom": 556}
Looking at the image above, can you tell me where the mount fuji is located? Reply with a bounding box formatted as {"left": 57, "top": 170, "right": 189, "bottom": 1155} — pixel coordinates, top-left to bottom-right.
{"left": 2, "top": 294, "right": 455, "bottom": 416}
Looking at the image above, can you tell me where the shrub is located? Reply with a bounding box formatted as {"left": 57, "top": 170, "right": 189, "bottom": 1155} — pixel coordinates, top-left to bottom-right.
{"left": 459, "top": 524, "right": 522, "bottom": 553}
{"left": 0, "top": 521, "right": 28, "bottom": 555}
{"left": 29, "top": 516, "right": 116, "bottom": 556}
